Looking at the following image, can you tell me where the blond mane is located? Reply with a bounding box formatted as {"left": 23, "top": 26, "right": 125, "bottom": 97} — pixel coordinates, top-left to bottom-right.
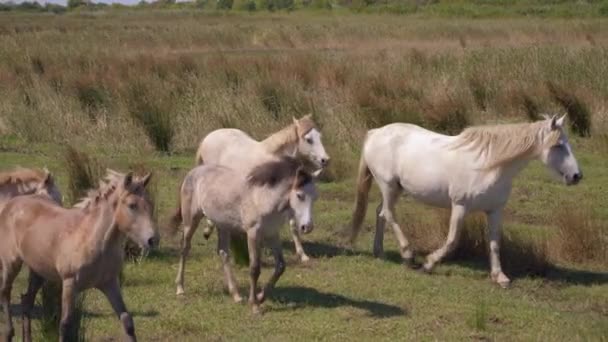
{"left": 73, "top": 169, "right": 125, "bottom": 209}
{"left": 450, "top": 120, "right": 561, "bottom": 169}
{"left": 0, "top": 167, "right": 47, "bottom": 187}
{"left": 261, "top": 115, "right": 317, "bottom": 154}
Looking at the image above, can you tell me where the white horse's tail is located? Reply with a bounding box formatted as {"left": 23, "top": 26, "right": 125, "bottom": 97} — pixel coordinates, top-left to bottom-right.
{"left": 349, "top": 139, "right": 373, "bottom": 245}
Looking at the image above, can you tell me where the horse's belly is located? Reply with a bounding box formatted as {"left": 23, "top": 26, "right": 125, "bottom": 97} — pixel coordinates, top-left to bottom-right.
{"left": 404, "top": 186, "right": 452, "bottom": 208}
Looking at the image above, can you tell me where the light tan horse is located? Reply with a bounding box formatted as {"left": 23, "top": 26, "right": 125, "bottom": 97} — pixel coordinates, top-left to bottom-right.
{"left": 167, "top": 156, "right": 318, "bottom": 314}
{"left": 0, "top": 167, "right": 63, "bottom": 211}
{"left": 194, "top": 115, "right": 329, "bottom": 263}
{"left": 0, "top": 170, "right": 155, "bottom": 342}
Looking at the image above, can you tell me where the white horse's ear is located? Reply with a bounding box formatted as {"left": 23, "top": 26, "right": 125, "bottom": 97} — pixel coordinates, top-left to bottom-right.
{"left": 292, "top": 116, "right": 298, "bottom": 125}
{"left": 550, "top": 114, "right": 563, "bottom": 130}
{"left": 555, "top": 114, "right": 567, "bottom": 128}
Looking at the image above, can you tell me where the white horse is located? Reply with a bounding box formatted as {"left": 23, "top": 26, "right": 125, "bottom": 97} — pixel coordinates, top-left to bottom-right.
{"left": 349, "top": 115, "right": 581, "bottom": 287}
{"left": 167, "top": 157, "right": 318, "bottom": 313}
{"left": 194, "top": 115, "right": 329, "bottom": 262}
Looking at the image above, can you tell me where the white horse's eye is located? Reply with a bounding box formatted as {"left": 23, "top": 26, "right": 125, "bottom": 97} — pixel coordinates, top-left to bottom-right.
{"left": 305, "top": 137, "right": 313, "bottom": 144}
{"left": 296, "top": 192, "right": 305, "bottom": 201}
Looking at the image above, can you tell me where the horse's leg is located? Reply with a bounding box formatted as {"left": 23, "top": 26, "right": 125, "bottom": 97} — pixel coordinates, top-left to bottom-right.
{"left": 202, "top": 219, "right": 215, "bottom": 240}
{"left": 373, "top": 202, "right": 386, "bottom": 258}
{"left": 487, "top": 209, "right": 510, "bottom": 288}
{"left": 175, "top": 213, "right": 202, "bottom": 296}
{"left": 1, "top": 259, "right": 22, "bottom": 342}
{"left": 217, "top": 229, "right": 242, "bottom": 303}
{"left": 257, "top": 234, "right": 285, "bottom": 303}
{"left": 59, "top": 279, "right": 76, "bottom": 342}
{"left": 377, "top": 182, "right": 415, "bottom": 266}
{"left": 424, "top": 204, "right": 467, "bottom": 272}
{"left": 98, "top": 278, "right": 136, "bottom": 342}
{"left": 246, "top": 229, "right": 262, "bottom": 314}
{"left": 289, "top": 218, "right": 310, "bottom": 263}
{"left": 21, "top": 270, "right": 44, "bottom": 342}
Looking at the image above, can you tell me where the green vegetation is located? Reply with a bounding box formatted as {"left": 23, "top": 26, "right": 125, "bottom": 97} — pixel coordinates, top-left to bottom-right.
{"left": 0, "top": 9, "right": 607, "bottom": 341}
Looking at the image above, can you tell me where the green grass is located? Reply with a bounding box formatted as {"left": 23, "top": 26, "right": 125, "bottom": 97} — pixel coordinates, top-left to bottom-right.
{"left": 1, "top": 140, "right": 607, "bottom": 341}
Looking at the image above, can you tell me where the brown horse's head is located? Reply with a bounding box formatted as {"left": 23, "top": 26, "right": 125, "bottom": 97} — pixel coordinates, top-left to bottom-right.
{"left": 35, "top": 168, "right": 63, "bottom": 205}
{"left": 113, "top": 172, "right": 157, "bottom": 250}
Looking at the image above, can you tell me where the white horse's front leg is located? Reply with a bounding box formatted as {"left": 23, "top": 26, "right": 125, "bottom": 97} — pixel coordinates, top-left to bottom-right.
{"left": 424, "top": 204, "right": 466, "bottom": 272}
{"left": 289, "top": 218, "right": 310, "bottom": 263}
{"left": 487, "top": 209, "right": 510, "bottom": 288}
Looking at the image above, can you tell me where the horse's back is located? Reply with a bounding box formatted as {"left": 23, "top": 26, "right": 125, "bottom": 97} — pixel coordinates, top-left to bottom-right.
{"left": 188, "top": 164, "right": 245, "bottom": 229}
{"left": 197, "top": 128, "right": 269, "bottom": 170}
{"left": 363, "top": 123, "right": 456, "bottom": 207}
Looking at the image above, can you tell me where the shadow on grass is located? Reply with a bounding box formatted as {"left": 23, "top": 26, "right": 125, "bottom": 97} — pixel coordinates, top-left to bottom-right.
{"left": 271, "top": 286, "right": 407, "bottom": 318}
{"left": 282, "top": 240, "right": 356, "bottom": 259}
{"left": 9, "top": 304, "right": 159, "bottom": 319}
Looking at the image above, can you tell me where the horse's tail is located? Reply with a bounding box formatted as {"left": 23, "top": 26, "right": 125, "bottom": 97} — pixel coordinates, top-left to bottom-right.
{"left": 349, "top": 137, "right": 373, "bottom": 245}
{"left": 166, "top": 182, "right": 185, "bottom": 237}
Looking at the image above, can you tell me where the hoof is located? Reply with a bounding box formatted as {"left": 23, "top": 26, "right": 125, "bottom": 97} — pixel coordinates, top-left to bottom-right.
{"left": 299, "top": 254, "right": 311, "bottom": 263}
{"left": 372, "top": 250, "right": 385, "bottom": 259}
{"left": 233, "top": 294, "right": 244, "bottom": 303}
{"left": 404, "top": 258, "right": 422, "bottom": 270}
{"left": 492, "top": 272, "right": 511, "bottom": 289}
{"left": 419, "top": 264, "right": 433, "bottom": 274}
{"left": 256, "top": 291, "right": 266, "bottom": 303}
{"left": 251, "top": 304, "right": 262, "bottom": 315}
{"left": 176, "top": 287, "right": 185, "bottom": 296}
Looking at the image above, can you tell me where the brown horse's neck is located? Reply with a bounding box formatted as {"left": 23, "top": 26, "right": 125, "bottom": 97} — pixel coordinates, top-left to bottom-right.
{"left": 85, "top": 201, "right": 125, "bottom": 257}
{"left": 260, "top": 124, "right": 299, "bottom": 155}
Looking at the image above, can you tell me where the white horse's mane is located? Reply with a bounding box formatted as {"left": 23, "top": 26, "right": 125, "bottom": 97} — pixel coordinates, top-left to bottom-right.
{"left": 260, "top": 115, "right": 317, "bottom": 154}
{"left": 450, "top": 120, "right": 561, "bottom": 169}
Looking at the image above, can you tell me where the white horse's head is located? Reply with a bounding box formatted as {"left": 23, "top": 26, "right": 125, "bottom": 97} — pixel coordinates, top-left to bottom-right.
{"left": 294, "top": 116, "right": 330, "bottom": 169}
{"left": 288, "top": 169, "right": 318, "bottom": 234}
{"left": 538, "top": 114, "right": 582, "bottom": 186}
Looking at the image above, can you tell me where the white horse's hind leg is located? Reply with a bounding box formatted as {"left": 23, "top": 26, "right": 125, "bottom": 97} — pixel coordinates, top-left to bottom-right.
{"left": 289, "top": 218, "right": 310, "bottom": 263}
{"left": 175, "top": 214, "right": 202, "bottom": 296}
{"left": 217, "top": 229, "right": 243, "bottom": 303}
{"left": 376, "top": 181, "right": 415, "bottom": 264}
{"left": 373, "top": 202, "right": 386, "bottom": 258}
{"left": 424, "top": 204, "right": 466, "bottom": 272}
{"left": 487, "top": 209, "right": 510, "bottom": 288}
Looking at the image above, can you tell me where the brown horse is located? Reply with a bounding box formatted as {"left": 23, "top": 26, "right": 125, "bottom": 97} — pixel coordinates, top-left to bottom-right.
{"left": 0, "top": 167, "right": 62, "bottom": 210}
{"left": 0, "top": 170, "right": 155, "bottom": 342}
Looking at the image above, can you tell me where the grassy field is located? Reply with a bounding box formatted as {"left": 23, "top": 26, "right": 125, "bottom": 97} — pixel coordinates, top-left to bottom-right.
{"left": 1, "top": 8, "right": 608, "bottom": 341}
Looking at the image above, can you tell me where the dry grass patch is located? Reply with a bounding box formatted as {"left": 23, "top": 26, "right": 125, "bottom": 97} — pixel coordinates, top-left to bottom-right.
{"left": 408, "top": 209, "right": 550, "bottom": 276}
{"left": 549, "top": 203, "right": 608, "bottom": 265}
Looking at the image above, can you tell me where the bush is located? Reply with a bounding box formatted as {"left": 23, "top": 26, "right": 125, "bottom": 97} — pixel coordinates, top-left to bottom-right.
{"left": 126, "top": 81, "right": 175, "bottom": 153}
{"left": 549, "top": 204, "right": 608, "bottom": 265}
{"left": 547, "top": 81, "right": 592, "bottom": 137}
{"left": 63, "top": 146, "right": 104, "bottom": 204}
{"left": 217, "top": 0, "right": 234, "bottom": 9}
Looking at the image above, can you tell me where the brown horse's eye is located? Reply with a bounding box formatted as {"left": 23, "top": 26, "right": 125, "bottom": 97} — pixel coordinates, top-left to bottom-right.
{"left": 128, "top": 203, "right": 138, "bottom": 211}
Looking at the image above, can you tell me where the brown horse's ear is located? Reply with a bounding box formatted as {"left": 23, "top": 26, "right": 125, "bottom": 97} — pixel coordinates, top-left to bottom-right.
{"left": 43, "top": 168, "right": 53, "bottom": 186}
{"left": 124, "top": 172, "right": 134, "bottom": 188}
{"left": 141, "top": 172, "right": 152, "bottom": 188}
{"left": 293, "top": 166, "right": 311, "bottom": 189}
